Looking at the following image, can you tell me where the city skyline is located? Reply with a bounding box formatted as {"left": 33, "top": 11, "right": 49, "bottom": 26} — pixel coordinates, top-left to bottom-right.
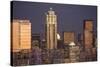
{"left": 11, "top": 1, "right": 97, "bottom": 66}
{"left": 11, "top": 1, "right": 97, "bottom": 38}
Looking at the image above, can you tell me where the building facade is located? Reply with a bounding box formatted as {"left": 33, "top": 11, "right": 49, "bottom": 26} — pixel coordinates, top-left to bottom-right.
{"left": 83, "top": 20, "right": 95, "bottom": 61}
{"left": 84, "top": 30, "right": 93, "bottom": 48}
{"left": 46, "top": 8, "right": 57, "bottom": 49}
{"left": 11, "top": 19, "right": 31, "bottom": 52}
{"left": 64, "top": 32, "right": 75, "bottom": 45}
{"left": 83, "top": 20, "right": 93, "bottom": 49}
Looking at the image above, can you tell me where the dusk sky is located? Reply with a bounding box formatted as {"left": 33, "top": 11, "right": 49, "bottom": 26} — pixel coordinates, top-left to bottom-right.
{"left": 11, "top": 1, "right": 97, "bottom": 38}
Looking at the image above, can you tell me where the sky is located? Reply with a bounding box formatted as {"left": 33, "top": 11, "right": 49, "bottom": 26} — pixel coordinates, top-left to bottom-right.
{"left": 11, "top": 1, "right": 97, "bottom": 39}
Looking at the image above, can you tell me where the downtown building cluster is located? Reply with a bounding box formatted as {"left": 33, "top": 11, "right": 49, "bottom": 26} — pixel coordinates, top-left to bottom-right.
{"left": 11, "top": 8, "right": 97, "bottom": 66}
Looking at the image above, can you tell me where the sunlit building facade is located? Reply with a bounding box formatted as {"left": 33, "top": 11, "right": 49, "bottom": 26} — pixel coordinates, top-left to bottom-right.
{"left": 11, "top": 19, "right": 31, "bottom": 52}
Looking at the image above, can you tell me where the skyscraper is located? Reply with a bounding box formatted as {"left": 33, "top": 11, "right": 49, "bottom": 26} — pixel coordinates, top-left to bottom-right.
{"left": 11, "top": 19, "right": 31, "bottom": 52}
{"left": 83, "top": 20, "right": 94, "bottom": 61}
{"left": 46, "top": 8, "right": 57, "bottom": 49}
{"left": 83, "top": 20, "right": 93, "bottom": 49}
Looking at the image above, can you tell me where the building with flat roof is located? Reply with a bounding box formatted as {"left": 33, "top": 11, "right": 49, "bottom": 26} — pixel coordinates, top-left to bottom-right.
{"left": 64, "top": 32, "right": 75, "bottom": 45}
{"left": 83, "top": 20, "right": 94, "bottom": 49}
{"left": 11, "top": 19, "right": 31, "bottom": 52}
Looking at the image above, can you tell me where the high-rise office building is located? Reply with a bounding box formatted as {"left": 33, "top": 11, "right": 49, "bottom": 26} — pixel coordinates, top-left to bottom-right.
{"left": 83, "top": 20, "right": 93, "bottom": 49}
{"left": 46, "top": 8, "right": 57, "bottom": 49}
{"left": 83, "top": 20, "right": 96, "bottom": 61}
{"left": 64, "top": 32, "right": 75, "bottom": 45}
{"left": 11, "top": 19, "right": 31, "bottom": 52}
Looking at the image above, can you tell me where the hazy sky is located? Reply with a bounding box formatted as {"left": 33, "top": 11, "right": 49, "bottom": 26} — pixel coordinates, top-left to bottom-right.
{"left": 11, "top": 1, "right": 97, "bottom": 38}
